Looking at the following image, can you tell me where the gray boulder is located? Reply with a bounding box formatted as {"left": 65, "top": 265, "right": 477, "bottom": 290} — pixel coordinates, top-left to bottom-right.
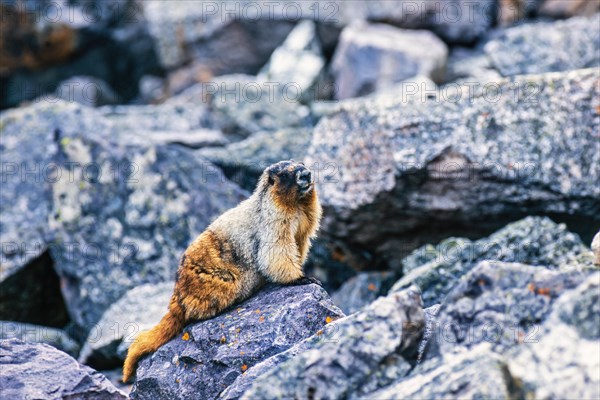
{"left": 130, "top": 283, "right": 344, "bottom": 400}
{"left": 0, "top": 338, "right": 127, "bottom": 399}
{"left": 331, "top": 271, "right": 397, "bottom": 314}
{"left": 485, "top": 14, "right": 600, "bottom": 76}
{"left": 54, "top": 76, "right": 121, "bottom": 107}
{"left": 506, "top": 272, "right": 600, "bottom": 399}
{"left": 79, "top": 282, "right": 174, "bottom": 368}
{"left": 197, "top": 127, "right": 312, "bottom": 191}
{"left": 331, "top": 23, "right": 447, "bottom": 99}
{"left": 306, "top": 68, "right": 600, "bottom": 270}
{"left": 258, "top": 20, "right": 325, "bottom": 102}
{"left": 428, "top": 261, "right": 589, "bottom": 356}
{"left": 1, "top": 100, "right": 247, "bottom": 333}
{"left": 0, "top": 321, "right": 80, "bottom": 357}
{"left": 391, "top": 216, "right": 593, "bottom": 306}
{"left": 144, "top": 1, "right": 294, "bottom": 71}
{"left": 172, "top": 74, "right": 313, "bottom": 137}
{"left": 238, "top": 286, "right": 423, "bottom": 400}
{"left": 370, "top": 343, "right": 510, "bottom": 399}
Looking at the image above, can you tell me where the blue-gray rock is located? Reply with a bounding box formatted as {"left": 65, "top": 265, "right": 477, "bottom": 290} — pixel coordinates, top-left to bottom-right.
{"left": 130, "top": 283, "right": 344, "bottom": 400}
{"left": 506, "top": 272, "right": 600, "bottom": 399}
{"left": 369, "top": 343, "right": 511, "bottom": 399}
{"left": 238, "top": 286, "right": 423, "bottom": 400}
{"left": 331, "top": 271, "right": 397, "bottom": 314}
{"left": 331, "top": 23, "right": 447, "bottom": 99}
{"left": 428, "top": 260, "right": 590, "bottom": 356}
{"left": 79, "top": 282, "right": 174, "bottom": 368}
{"left": 485, "top": 14, "right": 600, "bottom": 76}
{"left": 391, "top": 216, "right": 594, "bottom": 306}
{"left": 306, "top": 68, "right": 600, "bottom": 270}
{"left": 1, "top": 100, "right": 247, "bottom": 333}
{"left": 0, "top": 321, "right": 80, "bottom": 357}
{"left": 0, "top": 338, "right": 127, "bottom": 399}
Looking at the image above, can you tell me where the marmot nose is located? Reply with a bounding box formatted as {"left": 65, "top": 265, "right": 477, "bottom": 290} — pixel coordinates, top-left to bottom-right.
{"left": 297, "top": 169, "right": 311, "bottom": 185}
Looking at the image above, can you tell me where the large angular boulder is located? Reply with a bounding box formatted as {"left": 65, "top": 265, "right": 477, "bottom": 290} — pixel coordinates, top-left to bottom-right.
{"left": 485, "top": 14, "right": 600, "bottom": 76}
{"left": 130, "top": 283, "right": 344, "bottom": 400}
{"left": 306, "top": 68, "right": 600, "bottom": 270}
{"left": 0, "top": 338, "right": 127, "bottom": 399}
{"left": 236, "top": 286, "right": 424, "bottom": 400}
{"left": 79, "top": 282, "right": 174, "bottom": 368}
{"left": 369, "top": 343, "right": 511, "bottom": 399}
{"left": 506, "top": 272, "right": 600, "bottom": 399}
{"left": 391, "top": 216, "right": 593, "bottom": 306}
{"left": 0, "top": 101, "right": 247, "bottom": 333}
{"left": 331, "top": 23, "right": 447, "bottom": 99}
{"left": 427, "top": 261, "right": 589, "bottom": 356}
{"left": 0, "top": 321, "right": 80, "bottom": 357}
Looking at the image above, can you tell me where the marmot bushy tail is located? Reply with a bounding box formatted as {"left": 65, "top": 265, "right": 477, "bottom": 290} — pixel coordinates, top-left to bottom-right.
{"left": 122, "top": 160, "right": 322, "bottom": 382}
{"left": 122, "top": 296, "right": 185, "bottom": 382}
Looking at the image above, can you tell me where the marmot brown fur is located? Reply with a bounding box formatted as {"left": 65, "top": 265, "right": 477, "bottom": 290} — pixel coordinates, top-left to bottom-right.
{"left": 122, "top": 160, "right": 322, "bottom": 382}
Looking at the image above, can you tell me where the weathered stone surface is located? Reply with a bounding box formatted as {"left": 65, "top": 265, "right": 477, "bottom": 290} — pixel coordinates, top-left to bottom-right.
{"left": 0, "top": 338, "right": 127, "bottom": 399}
{"left": 331, "top": 271, "right": 397, "bottom": 314}
{"left": 369, "top": 343, "right": 511, "bottom": 399}
{"left": 1, "top": 100, "right": 247, "bottom": 332}
{"left": 197, "top": 128, "right": 312, "bottom": 191}
{"left": 79, "top": 282, "right": 174, "bottom": 368}
{"left": 0, "top": 321, "right": 80, "bottom": 357}
{"left": 258, "top": 20, "right": 325, "bottom": 102}
{"left": 391, "top": 217, "right": 593, "bottom": 306}
{"left": 306, "top": 68, "right": 600, "bottom": 270}
{"left": 485, "top": 14, "right": 600, "bottom": 76}
{"left": 428, "top": 261, "right": 589, "bottom": 356}
{"left": 172, "top": 74, "right": 313, "bottom": 137}
{"left": 593, "top": 231, "right": 600, "bottom": 265}
{"left": 130, "top": 283, "right": 344, "bottom": 400}
{"left": 331, "top": 23, "right": 447, "bottom": 99}
{"left": 144, "top": 1, "right": 294, "bottom": 71}
{"left": 506, "top": 272, "right": 600, "bottom": 399}
{"left": 238, "top": 286, "right": 423, "bottom": 400}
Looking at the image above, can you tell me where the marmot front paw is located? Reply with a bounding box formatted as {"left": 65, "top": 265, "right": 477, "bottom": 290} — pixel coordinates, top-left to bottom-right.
{"left": 290, "top": 276, "right": 322, "bottom": 286}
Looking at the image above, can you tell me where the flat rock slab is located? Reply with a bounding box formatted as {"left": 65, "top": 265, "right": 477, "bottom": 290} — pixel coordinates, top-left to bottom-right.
{"left": 0, "top": 338, "right": 127, "bottom": 399}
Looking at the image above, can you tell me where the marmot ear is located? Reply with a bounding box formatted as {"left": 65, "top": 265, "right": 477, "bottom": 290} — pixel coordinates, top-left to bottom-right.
{"left": 267, "top": 170, "right": 276, "bottom": 185}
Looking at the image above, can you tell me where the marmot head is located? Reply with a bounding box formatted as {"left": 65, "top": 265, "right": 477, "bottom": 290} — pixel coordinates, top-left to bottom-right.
{"left": 260, "top": 160, "right": 315, "bottom": 207}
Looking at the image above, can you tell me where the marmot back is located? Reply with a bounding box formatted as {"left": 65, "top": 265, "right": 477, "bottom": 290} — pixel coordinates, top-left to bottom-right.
{"left": 123, "top": 160, "right": 322, "bottom": 382}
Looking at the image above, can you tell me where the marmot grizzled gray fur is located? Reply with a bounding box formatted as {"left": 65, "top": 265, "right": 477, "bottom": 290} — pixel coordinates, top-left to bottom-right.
{"left": 123, "top": 160, "right": 322, "bottom": 382}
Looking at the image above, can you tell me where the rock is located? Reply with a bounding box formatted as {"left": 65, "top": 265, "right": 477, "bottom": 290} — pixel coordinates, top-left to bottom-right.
{"left": 428, "top": 261, "right": 589, "bottom": 356}
{"left": 539, "top": 0, "right": 600, "bottom": 18}
{"left": 144, "top": 1, "right": 295, "bottom": 71}
{"left": 306, "top": 68, "right": 600, "bottom": 270}
{"left": 391, "top": 217, "right": 593, "bottom": 306}
{"left": 417, "top": 304, "right": 441, "bottom": 362}
{"left": 485, "top": 14, "right": 600, "bottom": 76}
{"left": 331, "top": 271, "right": 397, "bottom": 314}
{"left": 1, "top": 100, "right": 247, "bottom": 332}
{"left": 592, "top": 231, "right": 600, "bottom": 265}
{"left": 172, "top": 74, "right": 313, "bottom": 137}
{"left": 197, "top": 128, "right": 312, "bottom": 191}
{"left": 258, "top": 20, "right": 325, "bottom": 102}
{"left": 0, "top": 321, "right": 80, "bottom": 357}
{"left": 334, "top": 0, "right": 497, "bottom": 45}
{"left": 79, "top": 282, "right": 174, "bottom": 368}
{"left": 369, "top": 343, "right": 511, "bottom": 399}
{"left": 129, "top": 283, "right": 344, "bottom": 400}
{"left": 54, "top": 76, "right": 121, "bottom": 107}
{"left": 0, "top": 338, "right": 127, "bottom": 399}
{"left": 331, "top": 23, "right": 447, "bottom": 99}
{"left": 238, "top": 286, "right": 423, "bottom": 400}
{"left": 506, "top": 272, "right": 600, "bottom": 399}
{"left": 0, "top": 1, "right": 160, "bottom": 109}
